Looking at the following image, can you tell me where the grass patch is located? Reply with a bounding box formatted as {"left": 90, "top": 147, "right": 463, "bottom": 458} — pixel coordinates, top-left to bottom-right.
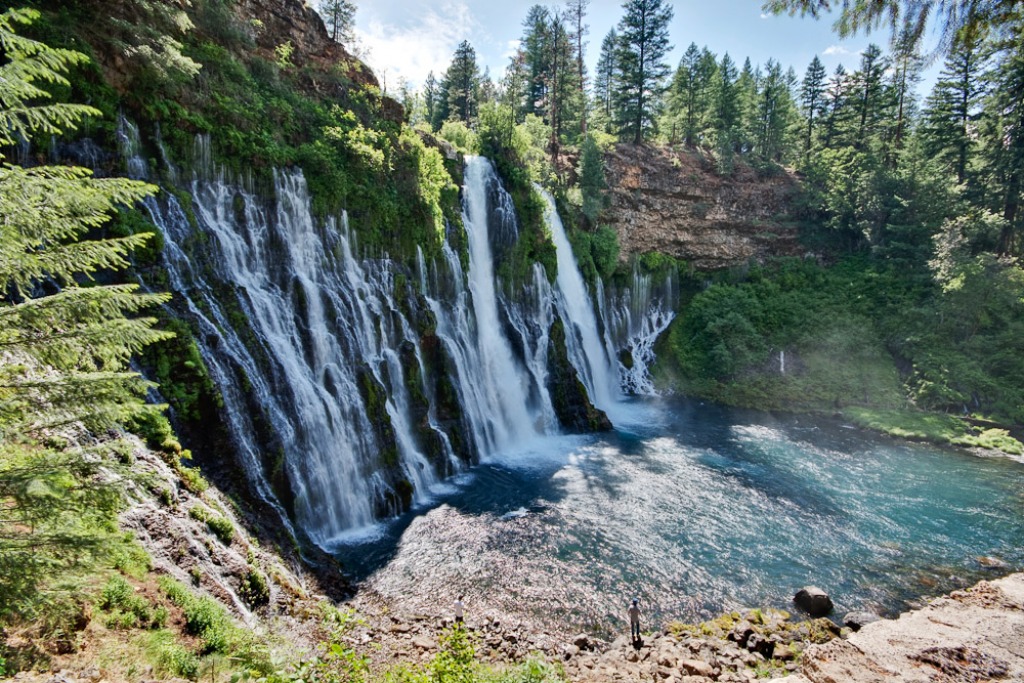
{"left": 187, "top": 505, "right": 235, "bottom": 545}
{"left": 98, "top": 576, "right": 167, "bottom": 630}
{"left": 145, "top": 630, "right": 201, "bottom": 680}
{"left": 158, "top": 577, "right": 236, "bottom": 654}
{"left": 844, "top": 407, "right": 1024, "bottom": 454}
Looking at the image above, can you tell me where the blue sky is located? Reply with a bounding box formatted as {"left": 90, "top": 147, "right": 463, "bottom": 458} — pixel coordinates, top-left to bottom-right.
{"left": 353, "top": 0, "right": 942, "bottom": 97}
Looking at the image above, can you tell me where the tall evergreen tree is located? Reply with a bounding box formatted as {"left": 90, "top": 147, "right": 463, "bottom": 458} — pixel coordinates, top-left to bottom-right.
{"left": 735, "top": 57, "right": 759, "bottom": 154}
{"left": 821, "top": 64, "right": 855, "bottom": 149}
{"left": 852, "top": 44, "right": 891, "bottom": 145}
{"left": 319, "top": 0, "right": 357, "bottom": 44}
{"left": 565, "top": 0, "right": 590, "bottom": 133}
{"left": 502, "top": 48, "right": 529, "bottom": 124}
{"left": 754, "top": 59, "right": 796, "bottom": 160}
{"left": 613, "top": 0, "right": 674, "bottom": 143}
{"left": 593, "top": 28, "right": 619, "bottom": 133}
{"left": 443, "top": 40, "right": 481, "bottom": 125}
{"left": 0, "top": 7, "right": 172, "bottom": 617}
{"left": 423, "top": 71, "right": 439, "bottom": 131}
{"left": 922, "top": 26, "right": 989, "bottom": 184}
{"left": 982, "top": 16, "right": 1024, "bottom": 253}
{"left": 521, "top": 5, "right": 552, "bottom": 118}
{"left": 712, "top": 53, "right": 740, "bottom": 158}
{"left": 669, "top": 43, "right": 718, "bottom": 146}
{"left": 546, "top": 11, "right": 578, "bottom": 151}
{"left": 800, "top": 55, "right": 828, "bottom": 162}
{"left": 889, "top": 28, "right": 924, "bottom": 160}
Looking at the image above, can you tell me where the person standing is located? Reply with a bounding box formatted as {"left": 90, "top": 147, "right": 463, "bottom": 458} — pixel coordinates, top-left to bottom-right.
{"left": 454, "top": 595, "right": 465, "bottom": 625}
{"left": 628, "top": 597, "right": 641, "bottom": 641}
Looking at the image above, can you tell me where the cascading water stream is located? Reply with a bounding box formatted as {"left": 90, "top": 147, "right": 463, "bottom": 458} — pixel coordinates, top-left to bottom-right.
{"left": 420, "top": 157, "right": 552, "bottom": 457}
{"left": 598, "top": 265, "right": 676, "bottom": 396}
{"left": 539, "top": 189, "right": 621, "bottom": 411}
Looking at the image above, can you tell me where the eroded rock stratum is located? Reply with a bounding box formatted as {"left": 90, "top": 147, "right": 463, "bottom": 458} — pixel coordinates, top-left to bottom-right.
{"left": 603, "top": 145, "right": 804, "bottom": 270}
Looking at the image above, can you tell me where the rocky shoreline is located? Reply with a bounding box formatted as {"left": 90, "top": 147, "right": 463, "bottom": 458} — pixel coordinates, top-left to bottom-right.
{"left": 341, "top": 573, "right": 1024, "bottom": 682}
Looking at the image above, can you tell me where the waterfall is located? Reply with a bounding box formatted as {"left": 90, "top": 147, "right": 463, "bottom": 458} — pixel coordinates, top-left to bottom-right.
{"left": 122, "top": 122, "right": 674, "bottom": 541}
{"left": 129, "top": 131, "right": 457, "bottom": 544}
{"left": 539, "top": 189, "right": 621, "bottom": 411}
{"left": 598, "top": 264, "right": 677, "bottom": 396}
{"left": 421, "top": 157, "right": 552, "bottom": 457}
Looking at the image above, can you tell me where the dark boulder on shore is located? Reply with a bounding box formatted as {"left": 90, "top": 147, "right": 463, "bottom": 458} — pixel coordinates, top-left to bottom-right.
{"left": 794, "top": 586, "right": 833, "bottom": 617}
{"left": 843, "top": 610, "right": 881, "bottom": 631}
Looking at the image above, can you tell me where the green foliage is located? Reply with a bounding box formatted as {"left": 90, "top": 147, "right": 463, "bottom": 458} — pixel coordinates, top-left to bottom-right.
{"left": 438, "top": 120, "right": 479, "bottom": 154}
{"left": 274, "top": 41, "right": 294, "bottom": 69}
{"left": 159, "top": 576, "right": 236, "bottom": 654}
{"left": 239, "top": 568, "right": 270, "bottom": 608}
{"left": 614, "top": 0, "right": 674, "bottom": 143}
{"left": 98, "top": 575, "right": 165, "bottom": 630}
{"left": 110, "top": 535, "right": 153, "bottom": 579}
{"left": 188, "top": 505, "right": 235, "bottom": 545}
{"left": 656, "top": 258, "right": 905, "bottom": 411}
{"left": 431, "top": 625, "right": 476, "bottom": 683}
{"left": 146, "top": 629, "right": 201, "bottom": 680}
{"left": 577, "top": 134, "right": 607, "bottom": 225}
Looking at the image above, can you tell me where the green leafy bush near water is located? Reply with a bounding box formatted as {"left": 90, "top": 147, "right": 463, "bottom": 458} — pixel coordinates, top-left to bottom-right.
{"left": 654, "top": 254, "right": 1024, "bottom": 452}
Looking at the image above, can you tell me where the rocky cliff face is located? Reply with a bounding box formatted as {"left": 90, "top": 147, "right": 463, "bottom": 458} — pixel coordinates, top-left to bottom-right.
{"left": 235, "top": 0, "right": 402, "bottom": 121}
{"left": 603, "top": 145, "right": 804, "bottom": 270}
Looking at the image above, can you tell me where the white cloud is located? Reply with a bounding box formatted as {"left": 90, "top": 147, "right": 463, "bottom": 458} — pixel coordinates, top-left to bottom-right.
{"left": 760, "top": 12, "right": 770, "bottom": 19}
{"left": 503, "top": 39, "right": 522, "bottom": 62}
{"left": 356, "top": 1, "right": 478, "bottom": 91}
{"left": 823, "top": 45, "right": 852, "bottom": 56}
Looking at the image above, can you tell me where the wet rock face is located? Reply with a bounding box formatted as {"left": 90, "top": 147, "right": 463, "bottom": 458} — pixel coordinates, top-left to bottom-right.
{"left": 546, "top": 319, "right": 613, "bottom": 433}
{"left": 603, "top": 145, "right": 803, "bottom": 270}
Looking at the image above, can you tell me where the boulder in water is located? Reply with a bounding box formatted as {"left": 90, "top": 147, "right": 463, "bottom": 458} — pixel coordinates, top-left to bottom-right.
{"left": 794, "top": 586, "right": 833, "bottom": 617}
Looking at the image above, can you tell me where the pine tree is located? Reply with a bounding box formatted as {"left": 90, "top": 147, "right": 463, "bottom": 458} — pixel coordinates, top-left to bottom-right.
{"left": 565, "top": 0, "right": 590, "bottom": 133}
{"left": 852, "top": 44, "right": 891, "bottom": 146}
{"left": 319, "top": 0, "right": 357, "bottom": 44}
{"left": 800, "top": 55, "right": 828, "bottom": 163}
{"left": 888, "top": 28, "right": 924, "bottom": 161}
{"left": 424, "top": 71, "right": 439, "bottom": 131}
{"left": 613, "top": 0, "right": 674, "bottom": 144}
{"left": 712, "top": 53, "right": 740, "bottom": 160}
{"left": 521, "top": 5, "right": 552, "bottom": 119}
{"left": 735, "top": 57, "right": 759, "bottom": 154}
{"left": 754, "top": 59, "right": 796, "bottom": 160}
{"left": 593, "top": 29, "right": 619, "bottom": 133}
{"left": 502, "top": 48, "right": 529, "bottom": 124}
{"left": 443, "top": 40, "right": 481, "bottom": 125}
{"left": 0, "top": 7, "right": 172, "bottom": 618}
{"left": 922, "top": 26, "right": 989, "bottom": 184}
{"left": 668, "top": 43, "right": 718, "bottom": 147}
{"left": 981, "top": 15, "right": 1024, "bottom": 253}
{"left": 821, "top": 64, "right": 856, "bottom": 149}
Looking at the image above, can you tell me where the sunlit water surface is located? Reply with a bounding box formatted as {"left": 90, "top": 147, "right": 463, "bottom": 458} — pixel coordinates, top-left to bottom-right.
{"left": 334, "top": 399, "right": 1024, "bottom": 636}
